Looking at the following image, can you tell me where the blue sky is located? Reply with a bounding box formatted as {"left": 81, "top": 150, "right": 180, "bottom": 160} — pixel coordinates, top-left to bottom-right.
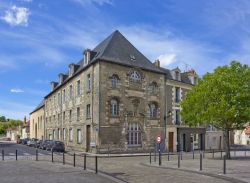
{"left": 0, "top": 0, "right": 250, "bottom": 120}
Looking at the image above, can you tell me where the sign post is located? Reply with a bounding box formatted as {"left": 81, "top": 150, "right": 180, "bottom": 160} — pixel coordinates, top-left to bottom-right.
{"left": 156, "top": 135, "right": 162, "bottom": 166}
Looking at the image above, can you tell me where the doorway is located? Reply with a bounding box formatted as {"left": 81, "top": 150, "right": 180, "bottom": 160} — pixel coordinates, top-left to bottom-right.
{"left": 168, "top": 132, "right": 174, "bottom": 152}
{"left": 86, "top": 125, "right": 91, "bottom": 152}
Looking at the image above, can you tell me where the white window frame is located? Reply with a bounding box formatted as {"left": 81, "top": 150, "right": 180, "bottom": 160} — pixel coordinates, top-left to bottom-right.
{"left": 69, "top": 128, "right": 73, "bottom": 142}
{"left": 77, "top": 129, "right": 81, "bottom": 144}
{"left": 127, "top": 123, "right": 141, "bottom": 146}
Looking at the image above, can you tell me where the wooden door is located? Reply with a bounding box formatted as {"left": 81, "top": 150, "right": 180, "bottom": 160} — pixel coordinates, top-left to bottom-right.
{"left": 168, "top": 132, "right": 174, "bottom": 152}
{"left": 86, "top": 125, "right": 91, "bottom": 152}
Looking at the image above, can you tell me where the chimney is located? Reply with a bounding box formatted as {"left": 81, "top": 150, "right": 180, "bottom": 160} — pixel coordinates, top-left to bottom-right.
{"left": 154, "top": 59, "right": 160, "bottom": 67}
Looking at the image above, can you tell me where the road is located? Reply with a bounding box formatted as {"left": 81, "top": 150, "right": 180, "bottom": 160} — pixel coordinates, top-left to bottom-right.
{"left": 0, "top": 141, "right": 51, "bottom": 156}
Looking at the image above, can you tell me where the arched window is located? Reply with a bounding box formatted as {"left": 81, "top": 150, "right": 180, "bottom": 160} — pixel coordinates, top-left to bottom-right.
{"left": 130, "top": 71, "right": 141, "bottom": 81}
{"left": 149, "top": 103, "right": 157, "bottom": 118}
{"left": 127, "top": 123, "right": 141, "bottom": 146}
{"left": 110, "top": 99, "right": 118, "bottom": 116}
{"left": 111, "top": 75, "right": 118, "bottom": 88}
{"left": 150, "top": 81, "right": 158, "bottom": 93}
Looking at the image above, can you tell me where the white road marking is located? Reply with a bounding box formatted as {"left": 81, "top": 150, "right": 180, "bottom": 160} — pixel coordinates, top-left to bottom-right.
{"left": 9, "top": 153, "right": 15, "bottom": 156}
{"left": 23, "top": 153, "right": 31, "bottom": 156}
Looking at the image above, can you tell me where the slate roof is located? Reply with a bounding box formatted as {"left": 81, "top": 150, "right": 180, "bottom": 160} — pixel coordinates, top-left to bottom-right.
{"left": 44, "top": 30, "right": 194, "bottom": 98}
{"left": 30, "top": 100, "right": 45, "bottom": 114}
{"left": 91, "top": 30, "right": 164, "bottom": 73}
{"left": 159, "top": 67, "right": 193, "bottom": 85}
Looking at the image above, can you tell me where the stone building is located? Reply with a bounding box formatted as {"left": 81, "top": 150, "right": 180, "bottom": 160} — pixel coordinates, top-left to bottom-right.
{"left": 30, "top": 100, "right": 45, "bottom": 140}
{"left": 30, "top": 30, "right": 205, "bottom": 153}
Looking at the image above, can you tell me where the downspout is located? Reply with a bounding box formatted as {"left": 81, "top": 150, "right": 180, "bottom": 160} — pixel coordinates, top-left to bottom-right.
{"left": 164, "top": 75, "right": 167, "bottom": 152}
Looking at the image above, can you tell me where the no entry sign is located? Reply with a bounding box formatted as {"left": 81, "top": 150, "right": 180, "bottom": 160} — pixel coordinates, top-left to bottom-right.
{"left": 156, "top": 135, "right": 161, "bottom": 144}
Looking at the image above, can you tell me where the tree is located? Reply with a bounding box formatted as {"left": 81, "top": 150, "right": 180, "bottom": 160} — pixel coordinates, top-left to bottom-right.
{"left": 0, "top": 116, "right": 6, "bottom": 122}
{"left": 180, "top": 61, "right": 250, "bottom": 159}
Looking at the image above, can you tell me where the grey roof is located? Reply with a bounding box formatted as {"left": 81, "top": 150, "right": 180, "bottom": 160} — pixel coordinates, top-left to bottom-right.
{"left": 159, "top": 67, "right": 193, "bottom": 85}
{"left": 30, "top": 100, "right": 44, "bottom": 114}
{"left": 91, "top": 30, "right": 164, "bottom": 73}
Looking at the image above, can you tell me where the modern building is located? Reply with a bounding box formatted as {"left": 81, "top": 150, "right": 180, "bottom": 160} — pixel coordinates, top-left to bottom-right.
{"left": 30, "top": 30, "right": 205, "bottom": 153}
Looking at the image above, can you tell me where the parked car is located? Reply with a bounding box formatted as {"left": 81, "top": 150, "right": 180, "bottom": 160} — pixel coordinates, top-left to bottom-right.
{"left": 35, "top": 140, "right": 43, "bottom": 148}
{"left": 22, "top": 138, "right": 29, "bottom": 145}
{"left": 46, "top": 141, "right": 65, "bottom": 152}
{"left": 28, "top": 138, "right": 38, "bottom": 147}
{"left": 39, "top": 140, "right": 52, "bottom": 150}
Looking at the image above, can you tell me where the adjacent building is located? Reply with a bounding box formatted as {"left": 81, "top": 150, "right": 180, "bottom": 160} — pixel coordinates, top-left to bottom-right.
{"left": 30, "top": 30, "right": 205, "bottom": 153}
{"left": 234, "top": 126, "right": 250, "bottom": 145}
{"left": 30, "top": 101, "right": 45, "bottom": 140}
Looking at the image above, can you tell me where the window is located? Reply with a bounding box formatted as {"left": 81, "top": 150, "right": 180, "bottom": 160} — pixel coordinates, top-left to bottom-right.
{"left": 77, "top": 107, "right": 80, "bottom": 121}
{"left": 86, "top": 74, "right": 91, "bottom": 92}
{"left": 127, "top": 123, "right": 141, "bottom": 146}
{"left": 110, "top": 99, "right": 118, "bottom": 116}
{"left": 77, "top": 129, "right": 81, "bottom": 143}
{"left": 175, "top": 71, "right": 180, "bottom": 81}
{"left": 86, "top": 104, "right": 91, "bottom": 118}
{"left": 58, "top": 129, "right": 61, "bottom": 140}
{"left": 53, "top": 130, "right": 55, "bottom": 140}
{"left": 49, "top": 134, "right": 52, "bottom": 140}
{"left": 149, "top": 103, "right": 157, "bottom": 118}
{"left": 69, "top": 128, "right": 73, "bottom": 141}
{"left": 63, "top": 111, "right": 65, "bottom": 123}
{"left": 62, "top": 89, "right": 65, "bottom": 102}
{"left": 149, "top": 82, "right": 158, "bottom": 93}
{"left": 111, "top": 75, "right": 118, "bottom": 88}
{"left": 63, "top": 128, "right": 66, "bottom": 141}
{"left": 130, "top": 71, "right": 141, "bottom": 81}
{"left": 175, "top": 110, "right": 180, "bottom": 125}
{"left": 69, "top": 110, "right": 72, "bottom": 122}
{"left": 58, "top": 93, "right": 61, "bottom": 105}
{"left": 175, "top": 87, "right": 180, "bottom": 102}
{"left": 69, "top": 85, "right": 73, "bottom": 99}
{"left": 77, "top": 80, "right": 81, "bottom": 96}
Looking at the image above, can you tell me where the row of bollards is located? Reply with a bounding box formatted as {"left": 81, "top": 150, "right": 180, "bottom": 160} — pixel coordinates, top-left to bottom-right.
{"left": 149, "top": 150, "right": 232, "bottom": 174}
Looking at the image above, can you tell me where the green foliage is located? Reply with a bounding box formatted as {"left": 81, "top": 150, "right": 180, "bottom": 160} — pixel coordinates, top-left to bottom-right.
{"left": 0, "top": 119, "right": 23, "bottom": 135}
{"left": 0, "top": 116, "right": 6, "bottom": 122}
{"left": 180, "top": 61, "right": 250, "bottom": 130}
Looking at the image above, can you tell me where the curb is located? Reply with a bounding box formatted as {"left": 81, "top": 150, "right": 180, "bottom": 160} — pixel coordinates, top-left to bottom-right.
{"left": 141, "top": 162, "right": 247, "bottom": 183}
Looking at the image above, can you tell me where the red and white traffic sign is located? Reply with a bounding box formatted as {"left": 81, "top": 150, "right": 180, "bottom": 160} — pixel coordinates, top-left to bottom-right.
{"left": 156, "top": 135, "right": 161, "bottom": 144}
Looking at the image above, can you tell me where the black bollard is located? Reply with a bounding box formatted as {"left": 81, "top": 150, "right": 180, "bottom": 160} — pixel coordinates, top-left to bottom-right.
{"left": 63, "top": 152, "right": 65, "bottom": 165}
{"left": 178, "top": 152, "right": 180, "bottom": 168}
{"left": 223, "top": 155, "right": 226, "bottom": 174}
{"left": 52, "top": 151, "right": 54, "bottom": 162}
{"left": 36, "top": 149, "right": 38, "bottom": 161}
{"left": 150, "top": 151, "right": 151, "bottom": 164}
{"left": 168, "top": 151, "right": 170, "bottom": 161}
{"left": 84, "top": 154, "right": 86, "bottom": 170}
{"left": 2, "top": 149, "right": 4, "bottom": 161}
{"left": 73, "top": 153, "right": 76, "bottom": 167}
{"left": 16, "top": 150, "right": 17, "bottom": 161}
{"left": 159, "top": 151, "right": 161, "bottom": 166}
{"left": 95, "top": 156, "right": 98, "bottom": 174}
{"left": 200, "top": 152, "right": 202, "bottom": 171}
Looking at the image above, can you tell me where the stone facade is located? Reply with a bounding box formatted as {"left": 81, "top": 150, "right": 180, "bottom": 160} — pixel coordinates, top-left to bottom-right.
{"left": 30, "top": 30, "right": 206, "bottom": 153}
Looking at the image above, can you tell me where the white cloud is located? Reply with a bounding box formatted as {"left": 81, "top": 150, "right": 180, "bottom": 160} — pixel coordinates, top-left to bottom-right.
{"left": 1, "top": 5, "right": 30, "bottom": 26}
{"left": 10, "top": 88, "right": 24, "bottom": 93}
{"left": 157, "top": 53, "right": 176, "bottom": 66}
{"left": 20, "top": 0, "right": 33, "bottom": 2}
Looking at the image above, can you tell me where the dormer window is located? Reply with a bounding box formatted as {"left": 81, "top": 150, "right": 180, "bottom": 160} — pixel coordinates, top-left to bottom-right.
{"left": 130, "top": 54, "right": 136, "bottom": 61}
{"left": 84, "top": 49, "right": 91, "bottom": 65}
{"left": 69, "top": 64, "right": 75, "bottom": 77}
{"left": 130, "top": 71, "right": 141, "bottom": 82}
{"left": 175, "top": 71, "right": 180, "bottom": 81}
